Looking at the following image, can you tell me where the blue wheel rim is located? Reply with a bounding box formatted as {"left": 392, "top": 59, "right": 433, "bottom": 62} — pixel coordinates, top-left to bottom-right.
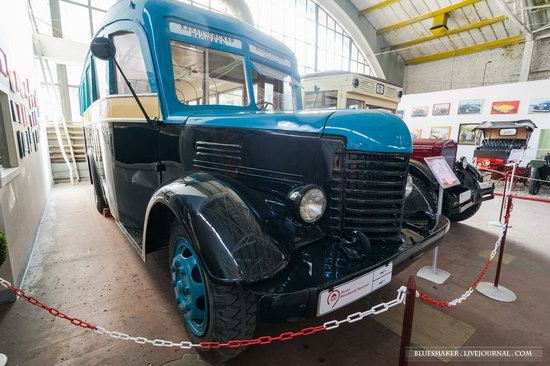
{"left": 171, "top": 237, "right": 208, "bottom": 336}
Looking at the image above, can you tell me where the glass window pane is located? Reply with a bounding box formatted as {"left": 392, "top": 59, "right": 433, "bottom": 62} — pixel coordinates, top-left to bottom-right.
{"left": 252, "top": 62, "right": 295, "bottom": 111}
{"left": 60, "top": 1, "right": 92, "bottom": 43}
{"left": 92, "top": 10, "right": 106, "bottom": 35}
{"left": 95, "top": 56, "right": 109, "bottom": 98}
{"left": 171, "top": 41, "right": 248, "bottom": 106}
{"left": 113, "top": 32, "right": 151, "bottom": 94}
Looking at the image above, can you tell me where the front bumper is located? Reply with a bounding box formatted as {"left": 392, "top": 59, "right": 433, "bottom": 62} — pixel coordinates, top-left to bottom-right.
{"left": 447, "top": 182, "right": 495, "bottom": 215}
{"left": 247, "top": 216, "right": 450, "bottom": 321}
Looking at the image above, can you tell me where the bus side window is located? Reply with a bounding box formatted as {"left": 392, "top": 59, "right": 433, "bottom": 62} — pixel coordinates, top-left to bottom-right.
{"left": 111, "top": 32, "right": 151, "bottom": 94}
{"left": 95, "top": 55, "right": 109, "bottom": 99}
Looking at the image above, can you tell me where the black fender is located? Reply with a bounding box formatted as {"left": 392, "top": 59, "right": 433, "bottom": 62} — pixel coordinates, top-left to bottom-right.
{"left": 143, "top": 172, "right": 290, "bottom": 284}
{"left": 409, "top": 159, "right": 437, "bottom": 189}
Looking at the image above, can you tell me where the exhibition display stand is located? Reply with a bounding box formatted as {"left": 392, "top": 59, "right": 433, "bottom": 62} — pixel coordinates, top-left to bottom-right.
{"left": 416, "top": 156, "right": 460, "bottom": 284}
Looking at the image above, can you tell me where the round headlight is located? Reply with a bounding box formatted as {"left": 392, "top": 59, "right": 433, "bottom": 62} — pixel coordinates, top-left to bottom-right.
{"left": 482, "top": 159, "right": 490, "bottom": 167}
{"left": 287, "top": 186, "right": 327, "bottom": 224}
{"left": 461, "top": 156, "right": 468, "bottom": 169}
{"left": 405, "top": 175, "right": 413, "bottom": 198}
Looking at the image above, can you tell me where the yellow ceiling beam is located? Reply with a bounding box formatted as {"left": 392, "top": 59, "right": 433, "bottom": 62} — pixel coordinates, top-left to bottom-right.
{"left": 391, "top": 15, "right": 507, "bottom": 50}
{"left": 404, "top": 35, "right": 526, "bottom": 65}
{"left": 360, "top": 0, "right": 402, "bottom": 14}
{"left": 378, "top": 0, "right": 483, "bottom": 33}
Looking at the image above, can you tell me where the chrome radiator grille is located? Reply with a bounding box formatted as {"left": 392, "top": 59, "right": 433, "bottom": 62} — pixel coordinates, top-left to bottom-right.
{"left": 328, "top": 152, "right": 409, "bottom": 242}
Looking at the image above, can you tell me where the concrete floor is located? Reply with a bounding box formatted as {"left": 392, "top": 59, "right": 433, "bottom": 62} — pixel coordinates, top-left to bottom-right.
{"left": 1, "top": 183, "right": 549, "bottom": 365}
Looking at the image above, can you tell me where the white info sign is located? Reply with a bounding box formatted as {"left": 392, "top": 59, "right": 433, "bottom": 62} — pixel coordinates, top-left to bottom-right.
{"left": 317, "top": 262, "right": 393, "bottom": 316}
{"left": 424, "top": 156, "right": 461, "bottom": 189}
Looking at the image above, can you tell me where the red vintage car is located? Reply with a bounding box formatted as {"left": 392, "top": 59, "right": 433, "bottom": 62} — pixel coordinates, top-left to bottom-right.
{"left": 410, "top": 138, "right": 494, "bottom": 222}
{"left": 472, "top": 120, "right": 537, "bottom": 179}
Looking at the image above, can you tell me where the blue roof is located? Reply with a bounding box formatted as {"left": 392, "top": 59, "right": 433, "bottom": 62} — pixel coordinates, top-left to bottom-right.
{"left": 100, "top": 0, "right": 296, "bottom": 65}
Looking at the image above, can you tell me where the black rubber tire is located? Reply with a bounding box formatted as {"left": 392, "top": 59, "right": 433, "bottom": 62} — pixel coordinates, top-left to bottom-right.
{"left": 412, "top": 176, "right": 437, "bottom": 212}
{"left": 169, "top": 221, "right": 257, "bottom": 364}
{"left": 91, "top": 167, "right": 108, "bottom": 214}
{"left": 528, "top": 168, "right": 541, "bottom": 195}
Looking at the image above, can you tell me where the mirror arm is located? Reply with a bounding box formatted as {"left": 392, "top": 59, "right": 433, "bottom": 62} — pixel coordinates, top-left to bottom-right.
{"left": 112, "top": 58, "right": 160, "bottom": 126}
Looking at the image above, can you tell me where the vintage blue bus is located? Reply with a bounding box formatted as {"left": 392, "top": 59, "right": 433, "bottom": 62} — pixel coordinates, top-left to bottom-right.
{"left": 80, "top": 0, "right": 449, "bottom": 362}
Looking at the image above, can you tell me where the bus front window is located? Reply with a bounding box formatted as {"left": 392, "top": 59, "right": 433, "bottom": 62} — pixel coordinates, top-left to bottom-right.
{"left": 171, "top": 40, "right": 248, "bottom": 106}
{"left": 252, "top": 62, "right": 296, "bottom": 111}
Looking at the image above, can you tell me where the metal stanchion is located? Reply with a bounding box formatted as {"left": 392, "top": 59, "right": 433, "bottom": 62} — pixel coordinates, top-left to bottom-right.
{"left": 417, "top": 185, "right": 451, "bottom": 284}
{"left": 488, "top": 172, "right": 509, "bottom": 227}
{"left": 399, "top": 276, "right": 416, "bottom": 366}
{"left": 477, "top": 154, "right": 522, "bottom": 303}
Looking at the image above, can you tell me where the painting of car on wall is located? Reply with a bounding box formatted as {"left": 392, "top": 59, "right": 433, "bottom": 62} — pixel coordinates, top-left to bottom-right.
{"left": 430, "top": 126, "right": 451, "bottom": 139}
{"left": 458, "top": 99, "right": 483, "bottom": 115}
{"left": 411, "top": 106, "right": 428, "bottom": 117}
{"left": 491, "top": 100, "right": 520, "bottom": 114}
{"left": 432, "top": 103, "right": 450, "bottom": 116}
{"left": 528, "top": 98, "right": 550, "bottom": 113}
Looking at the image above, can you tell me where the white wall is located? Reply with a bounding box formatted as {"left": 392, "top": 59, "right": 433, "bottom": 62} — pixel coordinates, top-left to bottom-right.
{"left": 403, "top": 38, "right": 550, "bottom": 94}
{"left": 398, "top": 79, "right": 550, "bottom": 164}
{"left": 0, "top": 0, "right": 52, "bottom": 300}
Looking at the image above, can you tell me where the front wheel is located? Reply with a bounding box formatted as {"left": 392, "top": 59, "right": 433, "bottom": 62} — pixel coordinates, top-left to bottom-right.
{"left": 528, "top": 168, "right": 541, "bottom": 195}
{"left": 169, "top": 221, "right": 257, "bottom": 364}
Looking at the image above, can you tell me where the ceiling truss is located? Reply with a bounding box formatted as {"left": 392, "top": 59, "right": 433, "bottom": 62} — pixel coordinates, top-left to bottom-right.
{"left": 358, "top": 0, "right": 547, "bottom": 65}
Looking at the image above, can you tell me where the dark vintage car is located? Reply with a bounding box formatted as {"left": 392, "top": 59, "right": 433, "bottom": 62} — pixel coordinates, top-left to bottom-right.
{"left": 411, "top": 139, "right": 494, "bottom": 222}
{"left": 80, "top": 0, "right": 449, "bottom": 362}
{"left": 529, "top": 152, "right": 550, "bottom": 195}
{"left": 458, "top": 103, "right": 481, "bottom": 115}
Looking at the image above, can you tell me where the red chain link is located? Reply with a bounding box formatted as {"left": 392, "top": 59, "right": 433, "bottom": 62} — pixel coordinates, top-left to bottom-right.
{"left": 417, "top": 199, "right": 514, "bottom": 308}
{"left": 198, "top": 326, "right": 326, "bottom": 349}
{"left": 417, "top": 290, "right": 449, "bottom": 308}
{"left": 6, "top": 285, "right": 97, "bottom": 331}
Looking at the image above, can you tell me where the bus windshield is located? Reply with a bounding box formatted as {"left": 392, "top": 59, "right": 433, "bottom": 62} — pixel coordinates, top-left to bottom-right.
{"left": 171, "top": 40, "right": 249, "bottom": 106}
{"left": 252, "top": 62, "right": 296, "bottom": 111}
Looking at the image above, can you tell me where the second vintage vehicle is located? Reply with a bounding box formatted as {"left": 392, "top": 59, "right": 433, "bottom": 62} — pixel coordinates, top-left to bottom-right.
{"left": 411, "top": 139, "right": 494, "bottom": 222}
{"left": 302, "top": 71, "right": 494, "bottom": 222}
{"left": 81, "top": 0, "right": 449, "bottom": 363}
{"left": 473, "top": 120, "right": 537, "bottom": 178}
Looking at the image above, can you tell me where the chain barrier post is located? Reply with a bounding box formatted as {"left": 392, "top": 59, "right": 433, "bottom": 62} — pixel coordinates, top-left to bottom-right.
{"left": 489, "top": 172, "right": 509, "bottom": 227}
{"left": 399, "top": 276, "right": 416, "bottom": 366}
{"left": 417, "top": 184, "right": 451, "bottom": 284}
{"left": 477, "top": 150, "right": 523, "bottom": 303}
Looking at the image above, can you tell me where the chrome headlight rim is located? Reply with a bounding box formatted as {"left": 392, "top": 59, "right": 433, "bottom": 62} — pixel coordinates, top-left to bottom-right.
{"left": 287, "top": 185, "right": 327, "bottom": 224}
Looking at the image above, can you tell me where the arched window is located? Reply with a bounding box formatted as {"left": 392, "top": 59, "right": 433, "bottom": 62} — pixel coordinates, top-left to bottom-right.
{"left": 181, "top": 0, "right": 374, "bottom": 76}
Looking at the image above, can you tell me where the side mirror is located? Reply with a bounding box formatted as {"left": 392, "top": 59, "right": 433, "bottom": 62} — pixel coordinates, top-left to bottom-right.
{"left": 90, "top": 37, "right": 116, "bottom": 60}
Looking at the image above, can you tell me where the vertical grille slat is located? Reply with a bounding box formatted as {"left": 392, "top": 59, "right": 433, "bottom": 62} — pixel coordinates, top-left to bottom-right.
{"left": 328, "top": 152, "right": 409, "bottom": 243}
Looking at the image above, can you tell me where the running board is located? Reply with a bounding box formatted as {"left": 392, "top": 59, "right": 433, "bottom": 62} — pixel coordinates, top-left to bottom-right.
{"left": 115, "top": 221, "right": 145, "bottom": 259}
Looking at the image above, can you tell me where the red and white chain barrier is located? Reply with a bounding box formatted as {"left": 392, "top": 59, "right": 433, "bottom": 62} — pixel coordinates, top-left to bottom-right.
{"left": 417, "top": 200, "right": 513, "bottom": 308}
{"left": 0, "top": 275, "right": 406, "bottom": 349}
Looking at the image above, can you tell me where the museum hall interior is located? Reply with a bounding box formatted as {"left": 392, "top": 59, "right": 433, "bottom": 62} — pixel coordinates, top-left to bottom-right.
{"left": 0, "top": 0, "right": 549, "bottom": 365}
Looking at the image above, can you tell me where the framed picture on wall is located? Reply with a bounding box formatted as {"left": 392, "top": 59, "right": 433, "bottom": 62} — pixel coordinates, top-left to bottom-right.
{"left": 10, "top": 100, "right": 17, "bottom": 122}
{"left": 432, "top": 103, "right": 450, "bottom": 116}
{"left": 0, "top": 48, "right": 8, "bottom": 77}
{"left": 458, "top": 99, "right": 483, "bottom": 115}
{"left": 411, "top": 128, "right": 422, "bottom": 139}
{"left": 411, "top": 106, "right": 429, "bottom": 117}
{"left": 528, "top": 98, "right": 550, "bottom": 113}
{"left": 491, "top": 100, "right": 520, "bottom": 115}
{"left": 458, "top": 123, "right": 478, "bottom": 145}
{"left": 430, "top": 126, "right": 451, "bottom": 140}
